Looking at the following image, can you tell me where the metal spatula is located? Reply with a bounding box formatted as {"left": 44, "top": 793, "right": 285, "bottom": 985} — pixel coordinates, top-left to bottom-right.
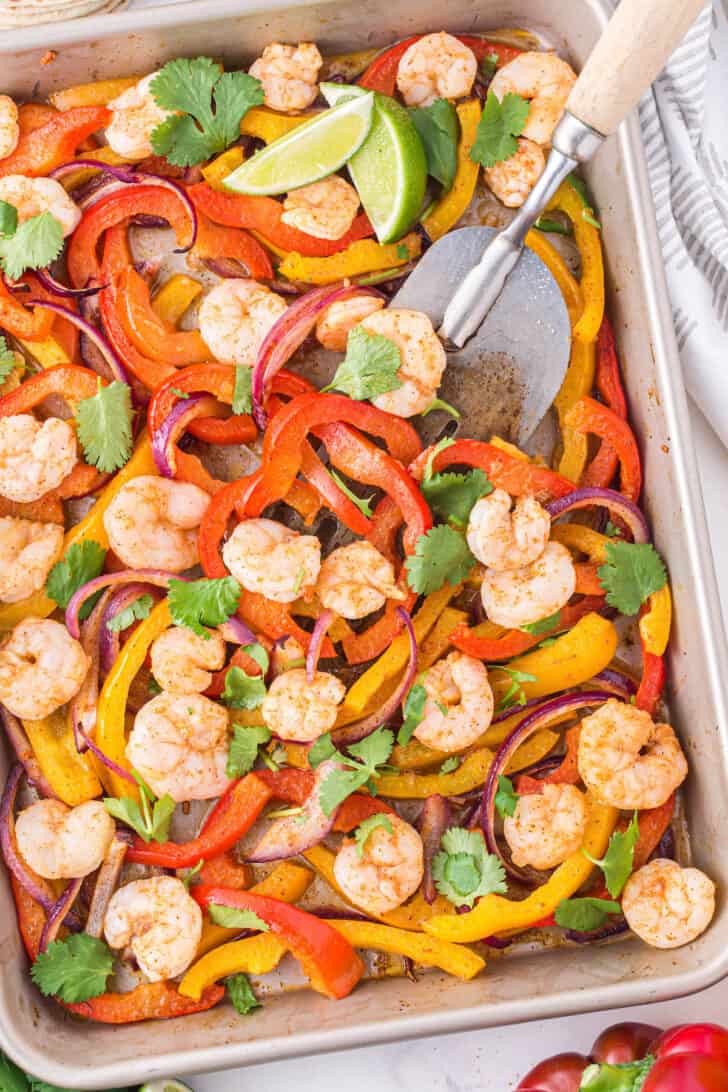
{"left": 393, "top": 0, "right": 705, "bottom": 445}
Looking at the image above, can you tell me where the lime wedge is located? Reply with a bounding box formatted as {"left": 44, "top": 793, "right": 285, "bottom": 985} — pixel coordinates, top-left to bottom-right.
{"left": 223, "top": 93, "right": 374, "bottom": 196}
{"left": 139, "top": 1082, "right": 194, "bottom": 1092}
{"left": 321, "top": 82, "right": 427, "bottom": 244}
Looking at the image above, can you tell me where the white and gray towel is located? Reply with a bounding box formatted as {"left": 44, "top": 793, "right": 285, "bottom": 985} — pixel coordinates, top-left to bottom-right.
{"left": 639, "top": 1, "right": 728, "bottom": 447}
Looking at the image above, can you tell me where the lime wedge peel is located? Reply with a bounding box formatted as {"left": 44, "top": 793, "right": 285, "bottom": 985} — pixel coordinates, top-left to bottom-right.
{"left": 223, "top": 92, "right": 375, "bottom": 196}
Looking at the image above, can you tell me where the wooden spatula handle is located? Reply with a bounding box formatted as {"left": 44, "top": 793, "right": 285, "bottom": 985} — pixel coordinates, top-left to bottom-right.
{"left": 566, "top": 0, "right": 705, "bottom": 136}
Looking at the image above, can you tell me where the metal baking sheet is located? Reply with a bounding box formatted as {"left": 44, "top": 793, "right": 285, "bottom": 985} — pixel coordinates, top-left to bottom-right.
{"left": 1, "top": 0, "right": 727, "bottom": 1085}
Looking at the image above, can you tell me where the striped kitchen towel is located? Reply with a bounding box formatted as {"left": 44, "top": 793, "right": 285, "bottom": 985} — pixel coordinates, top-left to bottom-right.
{"left": 639, "top": 1, "right": 728, "bottom": 447}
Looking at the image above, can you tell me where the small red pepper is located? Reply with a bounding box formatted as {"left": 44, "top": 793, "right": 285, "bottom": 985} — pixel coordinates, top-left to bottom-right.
{"left": 635, "top": 650, "right": 665, "bottom": 715}
{"left": 565, "top": 396, "right": 642, "bottom": 502}
{"left": 358, "top": 36, "right": 521, "bottom": 95}
{"left": 0, "top": 107, "right": 110, "bottom": 180}
{"left": 192, "top": 885, "right": 365, "bottom": 999}
{"left": 581, "top": 316, "right": 629, "bottom": 490}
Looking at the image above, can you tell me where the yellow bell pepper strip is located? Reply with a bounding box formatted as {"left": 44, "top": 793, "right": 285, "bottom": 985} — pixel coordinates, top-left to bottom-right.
{"left": 424, "top": 799, "right": 619, "bottom": 943}
{"left": 303, "top": 844, "right": 454, "bottom": 931}
{"left": 640, "top": 584, "right": 672, "bottom": 657}
{"left": 202, "top": 147, "right": 246, "bottom": 190}
{"left": 60, "top": 145, "right": 134, "bottom": 190}
{"left": 50, "top": 77, "right": 139, "bottom": 110}
{"left": 505, "top": 728, "right": 559, "bottom": 773}
{"left": 421, "top": 100, "right": 481, "bottom": 242}
{"left": 23, "top": 709, "right": 102, "bottom": 806}
{"left": 488, "top": 435, "right": 530, "bottom": 462}
{"left": 320, "top": 48, "right": 381, "bottom": 81}
{"left": 278, "top": 233, "right": 422, "bottom": 286}
{"left": 196, "top": 861, "right": 314, "bottom": 956}
{"left": 152, "top": 274, "right": 203, "bottom": 326}
{"left": 19, "top": 334, "right": 73, "bottom": 368}
{"left": 240, "top": 106, "right": 310, "bottom": 143}
{"left": 95, "top": 599, "right": 172, "bottom": 799}
{"left": 0, "top": 433, "right": 156, "bottom": 631}
{"left": 326, "top": 920, "right": 485, "bottom": 980}
{"left": 483, "top": 705, "right": 574, "bottom": 749}
{"left": 292, "top": 599, "right": 354, "bottom": 644}
{"left": 376, "top": 747, "right": 493, "bottom": 799}
{"left": 180, "top": 933, "right": 289, "bottom": 999}
{"left": 525, "top": 228, "right": 584, "bottom": 328}
{"left": 550, "top": 522, "right": 610, "bottom": 563}
{"left": 418, "top": 607, "right": 469, "bottom": 670}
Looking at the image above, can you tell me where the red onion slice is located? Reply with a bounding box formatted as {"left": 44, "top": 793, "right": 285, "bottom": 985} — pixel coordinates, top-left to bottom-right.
{"left": 98, "top": 582, "right": 161, "bottom": 677}
{"left": 26, "top": 297, "right": 130, "bottom": 385}
{"left": 151, "top": 392, "right": 218, "bottom": 478}
{"left": 546, "top": 487, "right": 649, "bottom": 544}
{"left": 0, "top": 706, "right": 58, "bottom": 799}
{"left": 35, "top": 267, "right": 105, "bottom": 300}
{"left": 306, "top": 609, "right": 334, "bottom": 682}
{"left": 333, "top": 606, "right": 417, "bottom": 747}
{"left": 66, "top": 569, "right": 188, "bottom": 639}
{"left": 246, "top": 759, "right": 343, "bottom": 862}
{"left": 218, "top": 617, "right": 258, "bottom": 647}
{"left": 39, "top": 877, "right": 83, "bottom": 952}
{"left": 419, "top": 794, "right": 451, "bottom": 904}
{"left": 592, "top": 668, "right": 637, "bottom": 701}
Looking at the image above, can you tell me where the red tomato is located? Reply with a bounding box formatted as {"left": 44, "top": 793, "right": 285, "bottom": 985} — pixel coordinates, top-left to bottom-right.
{"left": 515, "top": 1053, "right": 590, "bottom": 1091}
{"left": 591, "top": 1022, "right": 664, "bottom": 1065}
{"left": 642, "top": 1054, "right": 728, "bottom": 1091}
{"left": 653, "top": 1024, "right": 728, "bottom": 1062}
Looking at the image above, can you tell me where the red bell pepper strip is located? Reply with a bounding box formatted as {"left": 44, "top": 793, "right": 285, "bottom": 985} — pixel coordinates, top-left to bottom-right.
{"left": 21, "top": 272, "right": 80, "bottom": 359}
{"left": 0, "top": 362, "right": 100, "bottom": 413}
{"left": 410, "top": 438, "right": 574, "bottom": 501}
{"left": 0, "top": 278, "right": 54, "bottom": 342}
{"left": 17, "top": 103, "right": 59, "bottom": 137}
{"left": 118, "top": 267, "right": 211, "bottom": 366}
{"left": 517, "top": 726, "right": 581, "bottom": 794}
{"left": 632, "top": 794, "right": 675, "bottom": 870}
{"left": 255, "top": 766, "right": 395, "bottom": 831}
{"left": 10, "top": 876, "right": 224, "bottom": 1023}
{"left": 126, "top": 773, "right": 272, "bottom": 867}
{"left": 148, "top": 363, "right": 257, "bottom": 446}
{"left": 193, "top": 885, "right": 365, "bottom": 999}
{"left": 635, "top": 650, "right": 665, "bottom": 716}
{"left": 565, "top": 396, "right": 642, "bottom": 502}
{"left": 198, "top": 852, "right": 252, "bottom": 889}
{"left": 581, "top": 317, "right": 628, "bottom": 490}
{"left": 573, "top": 562, "right": 604, "bottom": 596}
{"left": 188, "top": 183, "right": 375, "bottom": 259}
{"left": 193, "top": 210, "right": 274, "bottom": 280}
{"left": 67, "top": 185, "right": 196, "bottom": 288}
{"left": 0, "top": 107, "right": 110, "bottom": 180}
{"left": 358, "top": 36, "right": 521, "bottom": 95}
{"left": 450, "top": 596, "right": 606, "bottom": 660}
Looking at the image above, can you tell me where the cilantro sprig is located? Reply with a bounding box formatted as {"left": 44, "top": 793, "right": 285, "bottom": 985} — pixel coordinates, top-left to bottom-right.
{"left": 30, "top": 934, "right": 114, "bottom": 1004}
{"left": 323, "top": 325, "right": 402, "bottom": 402}
{"left": 103, "top": 771, "right": 176, "bottom": 844}
{"left": 327, "top": 468, "right": 375, "bottom": 518}
{"left": 106, "top": 593, "right": 153, "bottom": 633}
{"left": 520, "top": 610, "right": 560, "bottom": 636}
{"left": 397, "top": 682, "right": 427, "bottom": 746}
{"left": 221, "top": 643, "right": 269, "bottom": 710}
{"left": 354, "top": 813, "right": 393, "bottom": 857}
{"left": 405, "top": 525, "right": 476, "bottom": 594}
{"left": 309, "top": 727, "right": 394, "bottom": 816}
{"left": 168, "top": 575, "right": 241, "bottom": 637}
{"left": 76, "top": 380, "right": 133, "bottom": 474}
{"left": 431, "top": 827, "right": 507, "bottom": 908}
{"left": 597, "top": 541, "right": 667, "bottom": 616}
{"left": 232, "top": 364, "right": 252, "bottom": 414}
{"left": 45, "top": 540, "right": 106, "bottom": 620}
{"left": 470, "top": 90, "right": 530, "bottom": 168}
{"left": 209, "top": 905, "right": 269, "bottom": 931}
{"left": 227, "top": 973, "right": 262, "bottom": 1016}
{"left": 583, "top": 812, "right": 639, "bottom": 898}
{"left": 490, "top": 666, "right": 537, "bottom": 713}
{"left": 494, "top": 774, "right": 519, "bottom": 818}
{"left": 150, "top": 57, "right": 264, "bottom": 167}
{"left": 0, "top": 208, "right": 64, "bottom": 281}
{"left": 0, "top": 336, "right": 22, "bottom": 386}
{"left": 226, "top": 724, "right": 272, "bottom": 778}
{"left": 422, "top": 467, "right": 493, "bottom": 527}
{"left": 554, "top": 896, "right": 622, "bottom": 933}
{"left": 409, "top": 98, "right": 459, "bottom": 191}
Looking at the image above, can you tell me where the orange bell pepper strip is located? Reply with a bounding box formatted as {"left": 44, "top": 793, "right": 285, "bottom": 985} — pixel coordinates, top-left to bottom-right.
{"left": 20, "top": 271, "right": 80, "bottom": 359}
{"left": 148, "top": 363, "right": 257, "bottom": 449}
{"left": 126, "top": 773, "right": 273, "bottom": 868}
{"left": 17, "top": 103, "right": 59, "bottom": 136}
{"left": 50, "top": 77, "right": 139, "bottom": 111}
{"left": 199, "top": 852, "right": 253, "bottom": 890}
{"left": 450, "top": 595, "right": 606, "bottom": 660}
{"left": 117, "top": 267, "right": 211, "bottom": 366}
{"left": 565, "top": 396, "right": 642, "bottom": 502}
{"left": 0, "top": 107, "right": 110, "bottom": 180}
{"left": 582, "top": 316, "right": 628, "bottom": 489}
{"left": 358, "top": 36, "right": 520, "bottom": 95}
{"left": 187, "top": 182, "right": 374, "bottom": 258}
{"left": 192, "top": 210, "right": 274, "bottom": 280}
{"left": 0, "top": 278, "right": 54, "bottom": 342}
{"left": 635, "top": 584, "right": 671, "bottom": 714}
{"left": 517, "top": 725, "right": 581, "bottom": 794}
{"left": 193, "top": 886, "right": 365, "bottom": 1000}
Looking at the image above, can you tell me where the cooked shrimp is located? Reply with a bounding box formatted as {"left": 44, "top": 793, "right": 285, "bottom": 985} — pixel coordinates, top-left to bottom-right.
{"left": 483, "top": 137, "right": 545, "bottom": 208}
{"left": 577, "top": 699, "right": 688, "bottom": 810}
{"left": 104, "top": 875, "right": 202, "bottom": 981}
{"left": 480, "top": 540, "right": 576, "bottom": 629}
{"left": 0, "top": 175, "right": 81, "bottom": 237}
{"left": 0, "top": 415, "right": 77, "bottom": 504}
{"left": 261, "top": 667, "right": 345, "bottom": 742}
{"left": 396, "top": 32, "right": 477, "bottom": 108}
{"left": 0, "top": 96, "right": 19, "bottom": 161}
{"left": 0, "top": 618, "right": 89, "bottom": 720}
{"left": 222, "top": 518, "right": 321, "bottom": 603}
{"left": 150, "top": 626, "right": 226, "bottom": 695}
{"left": 415, "top": 652, "right": 494, "bottom": 753}
{"left": 622, "top": 859, "right": 715, "bottom": 950}
{"left": 334, "top": 813, "right": 424, "bottom": 915}
{"left": 103, "top": 475, "right": 209, "bottom": 573}
{"left": 126, "top": 691, "right": 231, "bottom": 802}
{"left": 503, "top": 783, "right": 588, "bottom": 871}
{"left": 489, "top": 52, "right": 576, "bottom": 146}
{"left": 360, "top": 308, "right": 447, "bottom": 418}
{"left": 282, "top": 176, "right": 360, "bottom": 241}
{"left": 467, "top": 489, "right": 550, "bottom": 571}
{"left": 105, "top": 72, "right": 174, "bottom": 160}
{"left": 249, "top": 42, "right": 322, "bottom": 113}
{"left": 0, "top": 516, "right": 64, "bottom": 603}
{"left": 15, "top": 799, "right": 115, "bottom": 880}
{"left": 198, "top": 279, "right": 287, "bottom": 368}
{"left": 317, "top": 540, "right": 405, "bottom": 620}
{"left": 316, "top": 293, "right": 385, "bottom": 351}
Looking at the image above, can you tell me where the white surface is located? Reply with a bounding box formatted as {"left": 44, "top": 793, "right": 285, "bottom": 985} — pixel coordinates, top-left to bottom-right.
{"left": 192, "top": 401, "right": 728, "bottom": 1090}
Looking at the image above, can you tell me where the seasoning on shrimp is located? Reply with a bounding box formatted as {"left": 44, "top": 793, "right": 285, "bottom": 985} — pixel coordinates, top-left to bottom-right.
{"left": 249, "top": 42, "right": 322, "bottom": 113}
{"left": 480, "top": 540, "right": 576, "bottom": 629}
{"left": 466, "top": 490, "right": 550, "bottom": 571}
{"left": 316, "top": 293, "right": 385, "bottom": 351}
{"left": 222, "top": 518, "right": 321, "bottom": 603}
{"left": 360, "top": 307, "right": 447, "bottom": 418}
{"left": 103, "top": 476, "right": 210, "bottom": 573}
{"left": 0, "top": 618, "right": 89, "bottom": 720}
{"left": 150, "top": 626, "right": 226, "bottom": 695}
{"left": 334, "top": 813, "right": 424, "bottom": 915}
{"left": 198, "top": 279, "right": 287, "bottom": 368}
{"left": 15, "top": 799, "right": 115, "bottom": 880}
{"left": 105, "top": 73, "right": 174, "bottom": 160}
{"left": 483, "top": 137, "right": 545, "bottom": 208}
{"left": 415, "top": 652, "right": 494, "bottom": 753}
{"left": 503, "top": 784, "right": 589, "bottom": 871}
{"left": 104, "top": 875, "right": 202, "bottom": 981}
{"left": 282, "top": 177, "right": 360, "bottom": 241}
{"left": 0, "top": 175, "right": 81, "bottom": 236}
{"left": 0, "top": 415, "right": 77, "bottom": 503}
{"left": 396, "top": 32, "right": 477, "bottom": 108}
{"left": 489, "top": 52, "right": 576, "bottom": 146}
{"left": 261, "top": 667, "right": 345, "bottom": 742}
{"left": 0, "top": 96, "right": 19, "bottom": 161}
{"left": 621, "top": 859, "right": 715, "bottom": 949}
{"left": 0, "top": 516, "right": 64, "bottom": 603}
{"left": 317, "top": 540, "right": 405, "bottom": 620}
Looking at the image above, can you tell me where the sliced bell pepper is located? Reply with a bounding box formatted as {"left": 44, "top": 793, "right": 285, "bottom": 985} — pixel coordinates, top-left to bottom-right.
{"left": 549, "top": 522, "right": 609, "bottom": 563}
{"left": 152, "top": 274, "right": 203, "bottom": 325}
{"left": 192, "top": 210, "right": 274, "bottom": 279}
{"left": 240, "top": 106, "right": 311, "bottom": 143}
{"left": 50, "top": 77, "right": 139, "bottom": 111}
{"left": 201, "top": 146, "right": 246, "bottom": 189}
{"left": 574, "top": 562, "right": 604, "bottom": 596}
{"left": 525, "top": 228, "right": 584, "bottom": 329}
{"left": 17, "top": 103, "right": 59, "bottom": 135}
{"left": 410, "top": 437, "right": 574, "bottom": 501}
{"left": 0, "top": 362, "right": 100, "bottom": 414}
{"left": 23, "top": 709, "right": 101, "bottom": 806}
{"left": 255, "top": 766, "right": 395, "bottom": 830}
{"left": 635, "top": 651, "right": 665, "bottom": 716}
{"left": 376, "top": 747, "right": 493, "bottom": 799}
{"left": 421, "top": 99, "right": 481, "bottom": 241}
{"left": 193, "top": 885, "right": 365, "bottom": 999}
{"left": 565, "top": 396, "right": 642, "bottom": 502}
{"left": 18, "top": 271, "right": 80, "bottom": 359}
{"left": 181, "top": 934, "right": 289, "bottom": 999}
{"left": 632, "top": 794, "right": 675, "bottom": 869}
{"left": 198, "top": 853, "right": 252, "bottom": 891}
{"left": 0, "top": 278, "right": 54, "bottom": 342}
{"left": 278, "top": 233, "right": 421, "bottom": 285}
{"left": 451, "top": 596, "right": 606, "bottom": 661}
{"left": 148, "top": 363, "right": 256, "bottom": 453}
{"left": 0, "top": 107, "right": 110, "bottom": 180}
{"left": 117, "top": 267, "right": 210, "bottom": 366}
{"left": 517, "top": 724, "right": 581, "bottom": 794}
{"left": 634, "top": 584, "right": 671, "bottom": 714}
{"left": 188, "top": 182, "right": 375, "bottom": 258}
{"left": 582, "top": 316, "right": 628, "bottom": 489}
{"left": 424, "top": 798, "right": 618, "bottom": 942}
{"left": 358, "top": 35, "right": 521, "bottom": 95}
{"left": 328, "top": 919, "right": 485, "bottom": 980}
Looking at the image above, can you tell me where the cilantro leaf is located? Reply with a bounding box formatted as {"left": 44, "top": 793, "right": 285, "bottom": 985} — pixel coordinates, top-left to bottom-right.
{"left": 0, "top": 211, "right": 63, "bottom": 281}
{"left": 30, "top": 934, "right": 114, "bottom": 1003}
{"left": 328, "top": 468, "right": 374, "bottom": 518}
{"left": 76, "top": 380, "right": 133, "bottom": 473}
{"left": 421, "top": 396, "right": 460, "bottom": 419}
{"left": 45, "top": 540, "right": 106, "bottom": 619}
{"left": 491, "top": 666, "right": 537, "bottom": 713}
{"left": 439, "top": 756, "right": 461, "bottom": 774}
{"left": 226, "top": 724, "right": 271, "bottom": 778}
{"left": 182, "top": 860, "right": 204, "bottom": 890}
{"left": 405, "top": 525, "right": 476, "bottom": 594}
{"left": 319, "top": 727, "right": 394, "bottom": 816}
{"left": 397, "top": 682, "right": 427, "bottom": 746}
{"left": 431, "top": 827, "right": 507, "bottom": 908}
{"left": 0, "top": 336, "right": 20, "bottom": 387}
{"left": 597, "top": 541, "right": 667, "bottom": 616}
{"left": 209, "top": 905, "right": 269, "bottom": 931}
{"left": 104, "top": 773, "right": 175, "bottom": 843}
{"left": 324, "top": 325, "right": 402, "bottom": 402}
{"left": 470, "top": 90, "right": 530, "bottom": 169}
{"left": 354, "top": 813, "right": 393, "bottom": 857}
{"left": 308, "top": 732, "right": 337, "bottom": 769}
{"left": 423, "top": 435, "right": 455, "bottom": 481}
{"left": 605, "top": 520, "right": 623, "bottom": 538}
{"left": 479, "top": 52, "right": 499, "bottom": 83}
{"left": 150, "top": 58, "right": 264, "bottom": 167}
{"left": 244, "top": 642, "right": 270, "bottom": 673}
{"left": 222, "top": 666, "right": 266, "bottom": 710}
{"left": 584, "top": 812, "right": 639, "bottom": 899}
{"left": 494, "top": 775, "right": 519, "bottom": 818}
{"left": 168, "top": 575, "right": 241, "bottom": 636}
{"left": 227, "top": 973, "right": 262, "bottom": 1016}
{"left": 106, "top": 593, "right": 154, "bottom": 634}
{"left": 409, "top": 98, "right": 459, "bottom": 190}
{"left": 554, "top": 897, "right": 621, "bottom": 932}
{"left": 520, "top": 610, "right": 560, "bottom": 636}
{"left": 0, "top": 1050, "right": 30, "bottom": 1092}
{"left": 0, "top": 201, "right": 18, "bottom": 237}
{"left": 347, "top": 727, "right": 395, "bottom": 770}
{"left": 421, "top": 468, "right": 493, "bottom": 527}
{"left": 232, "top": 364, "right": 252, "bottom": 414}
